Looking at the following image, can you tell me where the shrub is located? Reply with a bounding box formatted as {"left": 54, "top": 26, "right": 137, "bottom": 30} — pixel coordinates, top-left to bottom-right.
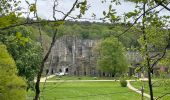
{"left": 120, "top": 80, "right": 127, "bottom": 87}
{"left": 93, "top": 77, "right": 98, "bottom": 80}
{"left": 0, "top": 44, "right": 26, "bottom": 100}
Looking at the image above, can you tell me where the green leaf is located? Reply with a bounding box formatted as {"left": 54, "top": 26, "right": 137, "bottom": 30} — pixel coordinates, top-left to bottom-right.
{"left": 30, "top": 4, "right": 36, "bottom": 12}
{"left": 16, "top": 32, "right": 22, "bottom": 38}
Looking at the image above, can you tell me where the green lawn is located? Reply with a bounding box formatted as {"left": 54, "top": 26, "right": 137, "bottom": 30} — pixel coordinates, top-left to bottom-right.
{"left": 131, "top": 80, "right": 170, "bottom": 100}
{"left": 28, "top": 81, "right": 148, "bottom": 100}
{"left": 48, "top": 75, "right": 120, "bottom": 80}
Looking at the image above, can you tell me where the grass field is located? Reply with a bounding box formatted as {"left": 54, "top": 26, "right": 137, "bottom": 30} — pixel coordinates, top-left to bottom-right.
{"left": 131, "top": 80, "right": 170, "bottom": 100}
{"left": 48, "top": 75, "right": 122, "bottom": 80}
{"left": 28, "top": 81, "right": 148, "bottom": 100}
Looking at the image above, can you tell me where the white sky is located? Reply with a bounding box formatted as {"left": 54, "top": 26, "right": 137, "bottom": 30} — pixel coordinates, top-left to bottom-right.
{"left": 19, "top": 0, "right": 170, "bottom": 22}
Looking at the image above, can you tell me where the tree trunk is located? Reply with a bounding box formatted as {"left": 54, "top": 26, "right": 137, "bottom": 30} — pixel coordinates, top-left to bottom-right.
{"left": 34, "top": 30, "right": 58, "bottom": 100}
{"left": 142, "top": 2, "right": 154, "bottom": 100}
{"left": 148, "top": 68, "right": 154, "bottom": 100}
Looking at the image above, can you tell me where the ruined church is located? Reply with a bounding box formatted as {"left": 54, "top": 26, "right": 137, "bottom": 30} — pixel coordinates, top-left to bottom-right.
{"left": 45, "top": 35, "right": 152, "bottom": 77}
{"left": 46, "top": 35, "right": 100, "bottom": 76}
{"left": 45, "top": 35, "right": 169, "bottom": 77}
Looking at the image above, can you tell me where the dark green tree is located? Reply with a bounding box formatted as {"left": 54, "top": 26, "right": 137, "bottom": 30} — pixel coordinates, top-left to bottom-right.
{"left": 1, "top": 26, "right": 43, "bottom": 90}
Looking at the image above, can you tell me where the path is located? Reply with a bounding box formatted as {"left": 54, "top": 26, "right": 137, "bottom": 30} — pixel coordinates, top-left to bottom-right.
{"left": 34, "top": 74, "right": 56, "bottom": 82}
{"left": 39, "top": 74, "right": 119, "bottom": 82}
{"left": 127, "top": 80, "right": 151, "bottom": 99}
{"left": 41, "top": 80, "right": 118, "bottom": 82}
{"left": 40, "top": 74, "right": 56, "bottom": 82}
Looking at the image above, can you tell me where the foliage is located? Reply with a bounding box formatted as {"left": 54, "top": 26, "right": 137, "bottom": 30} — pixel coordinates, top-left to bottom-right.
{"left": 97, "top": 37, "right": 128, "bottom": 76}
{"left": 115, "top": 0, "right": 170, "bottom": 99}
{"left": 0, "top": 43, "right": 26, "bottom": 100}
{"left": 42, "top": 21, "right": 140, "bottom": 48}
{"left": 0, "top": 26, "right": 43, "bottom": 90}
{"left": 27, "top": 25, "right": 52, "bottom": 53}
{"left": 159, "top": 50, "right": 170, "bottom": 67}
{"left": 138, "top": 19, "right": 169, "bottom": 52}
{"left": 120, "top": 80, "right": 127, "bottom": 87}
{"left": 0, "top": 0, "right": 22, "bottom": 28}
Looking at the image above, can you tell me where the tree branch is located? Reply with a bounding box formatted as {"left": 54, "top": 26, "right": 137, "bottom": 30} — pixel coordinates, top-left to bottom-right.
{"left": 150, "top": 53, "right": 160, "bottom": 59}
{"left": 155, "top": 93, "right": 170, "bottom": 100}
{"left": 160, "top": 3, "right": 170, "bottom": 11}
{"left": 0, "top": 20, "right": 54, "bottom": 30}
{"left": 34, "top": 0, "right": 79, "bottom": 100}
{"left": 0, "top": 0, "right": 79, "bottom": 31}
{"left": 62, "top": 0, "right": 78, "bottom": 20}
{"left": 53, "top": 0, "right": 58, "bottom": 20}
{"left": 151, "top": 40, "right": 170, "bottom": 68}
{"left": 116, "top": 4, "right": 160, "bottom": 37}
{"left": 55, "top": 9, "right": 106, "bottom": 21}
{"left": 116, "top": 0, "right": 170, "bottom": 38}
{"left": 154, "top": 0, "right": 170, "bottom": 12}
{"left": 35, "top": 0, "right": 43, "bottom": 47}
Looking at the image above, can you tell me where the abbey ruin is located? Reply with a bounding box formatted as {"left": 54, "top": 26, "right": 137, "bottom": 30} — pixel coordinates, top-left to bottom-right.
{"left": 46, "top": 35, "right": 99, "bottom": 76}
{"left": 45, "top": 35, "right": 145, "bottom": 77}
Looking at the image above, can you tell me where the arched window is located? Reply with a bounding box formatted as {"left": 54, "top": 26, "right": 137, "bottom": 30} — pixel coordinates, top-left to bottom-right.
{"left": 66, "top": 68, "right": 69, "bottom": 73}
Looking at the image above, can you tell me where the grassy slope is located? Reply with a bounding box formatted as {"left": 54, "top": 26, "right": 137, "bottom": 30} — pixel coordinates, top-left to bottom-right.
{"left": 28, "top": 82, "right": 147, "bottom": 100}
{"left": 131, "top": 80, "right": 170, "bottom": 100}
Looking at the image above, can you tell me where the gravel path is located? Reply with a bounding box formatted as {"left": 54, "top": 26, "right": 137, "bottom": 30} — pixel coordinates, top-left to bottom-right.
{"left": 127, "top": 80, "right": 151, "bottom": 99}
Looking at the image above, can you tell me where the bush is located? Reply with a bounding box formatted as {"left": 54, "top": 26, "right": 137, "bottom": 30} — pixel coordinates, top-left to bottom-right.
{"left": 0, "top": 44, "right": 26, "bottom": 100}
{"left": 120, "top": 80, "right": 127, "bottom": 87}
{"left": 93, "top": 77, "right": 98, "bottom": 80}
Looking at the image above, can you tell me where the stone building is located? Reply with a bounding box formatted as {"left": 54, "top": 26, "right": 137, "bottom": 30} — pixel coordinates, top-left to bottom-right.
{"left": 45, "top": 35, "right": 145, "bottom": 76}
{"left": 46, "top": 35, "right": 99, "bottom": 76}
{"left": 126, "top": 51, "right": 143, "bottom": 77}
{"left": 45, "top": 35, "right": 169, "bottom": 77}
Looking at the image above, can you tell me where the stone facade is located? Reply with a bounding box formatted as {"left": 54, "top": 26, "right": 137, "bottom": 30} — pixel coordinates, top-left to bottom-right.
{"left": 46, "top": 35, "right": 169, "bottom": 77}
{"left": 46, "top": 35, "right": 99, "bottom": 76}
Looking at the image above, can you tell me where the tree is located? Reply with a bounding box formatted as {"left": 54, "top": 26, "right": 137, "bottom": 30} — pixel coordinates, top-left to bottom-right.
{"left": 0, "top": 0, "right": 89, "bottom": 99}
{"left": 139, "top": 3, "right": 170, "bottom": 100}
{"left": 0, "top": 26, "right": 43, "bottom": 90}
{"left": 0, "top": 43, "right": 26, "bottom": 100}
{"left": 97, "top": 37, "right": 128, "bottom": 76}
{"left": 33, "top": 0, "right": 88, "bottom": 99}
{"left": 103, "top": 0, "right": 170, "bottom": 99}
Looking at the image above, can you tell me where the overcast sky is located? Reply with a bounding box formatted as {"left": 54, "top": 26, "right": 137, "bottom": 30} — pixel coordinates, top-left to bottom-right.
{"left": 20, "top": 0, "right": 170, "bottom": 22}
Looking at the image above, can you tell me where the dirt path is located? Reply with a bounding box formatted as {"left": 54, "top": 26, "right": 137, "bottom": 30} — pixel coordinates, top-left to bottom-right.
{"left": 127, "top": 80, "right": 151, "bottom": 99}
{"left": 34, "top": 74, "right": 56, "bottom": 82}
